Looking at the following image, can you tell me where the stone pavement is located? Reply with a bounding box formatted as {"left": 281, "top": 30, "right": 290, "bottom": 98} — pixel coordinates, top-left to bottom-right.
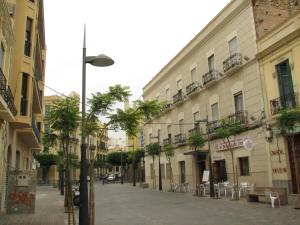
{"left": 0, "top": 186, "right": 65, "bottom": 225}
{"left": 95, "top": 183, "right": 300, "bottom": 225}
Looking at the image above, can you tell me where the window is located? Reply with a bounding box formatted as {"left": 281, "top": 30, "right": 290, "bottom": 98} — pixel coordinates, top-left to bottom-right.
{"left": 167, "top": 125, "right": 171, "bottom": 135}
{"left": 179, "top": 119, "right": 184, "bottom": 134}
{"left": 20, "top": 73, "right": 29, "bottom": 116}
{"left": 193, "top": 111, "right": 200, "bottom": 124}
{"left": 276, "top": 60, "right": 296, "bottom": 109}
{"left": 160, "top": 163, "right": 165, "bottom": 179}
{"left": 211, "top": 103, "right": 219, "bottom": 121}
{"left": 166, "top": 163, "right": 171, "bottom": 179}
{"left": 228, "top": 37, "right": 238, "bottom": 55}
{"left": 234, "top": 91, "right": 244, "bottom": 112}
{"left": 177, "top": 79, "right": 182, "bottom": 90}
{"left": 24, "top": 17, "right": 33, "bottom": 56}
{"left": 208, "top": 54, "right": 215, "bottom": 71}
{"left": 239, "top": 157, "right": 250, "bottom": 176}
{"left": 165, "top": 88, "right": 170, "bottom": 101}
{"left": 191, "top": 67, "right": 197, "bottom": 82}
{"left": 0, "top": 42, "right": 5, "bottom": 69}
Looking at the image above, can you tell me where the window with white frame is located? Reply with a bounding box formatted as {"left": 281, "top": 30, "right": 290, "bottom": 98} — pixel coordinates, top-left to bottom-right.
{"left": 211, "top": 103, "right": 219, "bottom": 121}
{"left": 234, "top": 91, "right": 244, "bottom": 112}
{"left": 208, "top": 54, "right": 215, "bottom": 71}
{"left": 228, "top": 37, "right": 238, "bottom": 55}
{"left": 191, "top": 67, "right": 197, "bottom": 83}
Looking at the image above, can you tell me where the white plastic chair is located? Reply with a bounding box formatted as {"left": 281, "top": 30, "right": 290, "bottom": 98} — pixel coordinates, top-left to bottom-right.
{"left": 239, "top": 182, "right": 249, "bottom": 198}
{"left": 267, "top": 192, "right": 280, "bottom": 208}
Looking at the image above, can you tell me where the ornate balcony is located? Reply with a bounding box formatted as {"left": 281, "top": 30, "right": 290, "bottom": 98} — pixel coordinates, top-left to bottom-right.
{"left": 270, "top": 93, "right": 297, "bottom": 115}
{"left": 202, "top": 70, "right": 220, "bottom": 86}
{"left": 207, "top": 120, "right": 220, "bottom": 134}
{"left": 188, "top": 126, "right": 201, "bottom": 135}
{"left": 173, "top": 90, "right": 184, "bottom": 104}
{"left": 0, "top": 68, "right": 17, "bottom": 120}
{"left": 186, "top": 82, "right": 199, "bottom": 96}
{"left": 227, "top": 110, "right": 248, "bottom": 125}
{"left": 163, "top": 101, "right": 172, "bottom": 111}
{"left": 174, "top": 133, "right": 186, "bottom": 145}
{"left": 163, "top": 136, "right": 172, "bottom": 145}
{"left": 223, "top": 53, "right": 243, "bottom": 73}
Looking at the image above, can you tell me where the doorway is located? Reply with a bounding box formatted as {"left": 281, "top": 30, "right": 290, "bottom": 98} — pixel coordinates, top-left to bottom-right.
{"left": 288, "top": 135, "right": 300, "bottom": 194}
{"left": 179, "top": 161, "right": 185, "bottom": 184}
{"left": 214, "top": 160, "right": 227, "bottom": 183}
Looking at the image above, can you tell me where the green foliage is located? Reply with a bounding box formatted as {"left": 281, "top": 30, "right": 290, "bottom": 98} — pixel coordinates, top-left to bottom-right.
{"left": 163, "top": 144, "right": 174, "bottom": 161}
{"left": 42, "top": 131, "right": 58, "bottom": 151}
{"left": 188, "top": 131, "right": 205, "bottom": 151}
{"left": 109, "top": 108, "right": 141, "bottom": 137}
{"left": 215, "top": 118, "right": 245, "bottom": 140}
{"left": 147, "top": 142, "right": 160, "bottom": 156}
{"left": 277, "top": 108, "right": 300, "bottom": 134}
{"left": 35, "top": 153, "right": 57, "bottom": 167}
{"left": 88, "top": 85, "right": 131, "bottom": 116}
{"left": 135, "top": 99, "right": 163, "bottom": 120}
{"left": 106, "top": 152, "right": 128, "bottom": 166}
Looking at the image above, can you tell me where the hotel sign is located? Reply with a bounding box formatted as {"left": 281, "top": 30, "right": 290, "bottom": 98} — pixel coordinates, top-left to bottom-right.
{"left": 216, "top": 137, "right": 248, "bottom": 151}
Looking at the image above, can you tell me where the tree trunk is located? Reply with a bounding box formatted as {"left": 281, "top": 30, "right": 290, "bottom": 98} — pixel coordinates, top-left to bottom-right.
{"left": 230, "top": 149, "right": 238, "bottom": 200}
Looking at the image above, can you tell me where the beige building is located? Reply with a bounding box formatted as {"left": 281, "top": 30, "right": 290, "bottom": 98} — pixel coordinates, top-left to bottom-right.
{"left": 0, "top": 0, "right": 45, "bottom": 212}
{"left": 257, "top": 11, "right": 300, "bottom": 194}
{"left": 142, "top": 0, "right": 300, "bottom": 192}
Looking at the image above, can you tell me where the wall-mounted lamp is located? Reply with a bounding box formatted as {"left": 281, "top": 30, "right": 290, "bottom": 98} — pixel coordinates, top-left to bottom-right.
{"left": 265, "top": 125, "right": 273, "bottom": 142}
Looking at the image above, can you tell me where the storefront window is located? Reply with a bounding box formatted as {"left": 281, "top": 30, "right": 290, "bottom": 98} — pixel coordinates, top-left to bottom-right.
{"left": 239, "top": 157, "right": 249, "bottom": 176}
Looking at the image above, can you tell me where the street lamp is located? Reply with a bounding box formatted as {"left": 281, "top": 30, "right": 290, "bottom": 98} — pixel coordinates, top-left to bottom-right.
{"left": 196, "top": 116, "right": 214, "bottom": 198}
{"left": 79, "top": 26, "right": 114, "bottom": 225}
{"left": 120, "top": 148, "right": 123, "bottom": 184}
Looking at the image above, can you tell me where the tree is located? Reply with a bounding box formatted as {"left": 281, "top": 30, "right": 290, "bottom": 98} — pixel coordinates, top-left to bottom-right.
{"left": 43, "top": 97, "right": 80, "bottom": 225}
{"left": 35, "top": 153, "right": 57, "bottom": 184}
{"left": 147, "top": 142, "right": 160, "bottom": 189}
{"left": 163, "top": 143, "right": 174, "bottom": 189}
{"left": 188, "top": 131, "right": 206, "bottom": 194}
{"left": 215, "top": 118, "right": 245, "bottom": 200}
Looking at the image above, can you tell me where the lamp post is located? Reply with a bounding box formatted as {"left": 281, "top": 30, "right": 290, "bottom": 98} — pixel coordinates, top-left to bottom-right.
{"left": 196, "top": 116, "right": 214, "bottom": 198}
{"left": 80, "top": 26, "right": 114, "bottom": 225}
{"left": 120, "top": 148, "right": 123, "bottom": 184}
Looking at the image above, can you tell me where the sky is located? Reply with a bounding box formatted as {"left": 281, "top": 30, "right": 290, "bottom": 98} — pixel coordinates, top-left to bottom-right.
{"left": 43, "top": 0, "right": 231, "bottom": 142}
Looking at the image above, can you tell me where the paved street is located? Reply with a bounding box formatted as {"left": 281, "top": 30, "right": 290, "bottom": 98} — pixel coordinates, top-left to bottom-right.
{"left": 0, "top": 186, "right": 65, "bottom": 225}
{"left": 95, "top": 183, "right": 300, "bottom": 225}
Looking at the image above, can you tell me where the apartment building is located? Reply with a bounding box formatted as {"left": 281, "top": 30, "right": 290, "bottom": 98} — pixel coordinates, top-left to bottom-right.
{"left": 0, "top": 0, "right": 15, "bottom": 212}
{"left": 143, "top": 0, "right": 300, "bottom": 192}
{"left": 257, "top": 11, "right": 300, "bottom": 194}
{"left": 0, "top": 0, "right": 45, "bottom": 212}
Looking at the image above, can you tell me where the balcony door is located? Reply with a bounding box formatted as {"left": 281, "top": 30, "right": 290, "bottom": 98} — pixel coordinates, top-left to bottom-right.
{"left": 276, "top": 60, "right": 295, "bottom": 109}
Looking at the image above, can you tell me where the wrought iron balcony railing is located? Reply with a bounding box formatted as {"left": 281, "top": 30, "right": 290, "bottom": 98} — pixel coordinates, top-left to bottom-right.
{"left": 163, "top": 136, "right": 172, "bottom": 145}
{"left": 223, "top": 53, "right": 243, "bottom": 73}
{"left": 173, "top": 90, "right": 183, "bottom": 104}
{"left": 270, "top": 93, "right": 297, "bottom": 115}
{"left": 163, "top": 101, "right": 172, "bottom": 110}
{"left": 31, "top": 115, "right": 41, "bottom": 142}
{"left": 207, "top": 120, "right": 220, "bottom": 134}
{"left": 188, "top": 126, "right": 201, "bottom": 135}
{"left": 0, "top": 68, "right": 17, "bottom": 116}
{"left": 174, "top": 133, "right": 186, "bottom": 144}
{"left": 227, "top": 110, "right": 248, "bottom": 125}
{"left": 202, "top": 70, "right": 219, "bottom": 86}
{"left": 186, "top": 82, "right": 199, "bottom": 96}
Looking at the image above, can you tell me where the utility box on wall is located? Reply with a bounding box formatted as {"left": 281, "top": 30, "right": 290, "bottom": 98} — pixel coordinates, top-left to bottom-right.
{"left": 7, "top": 170, "right": 37, "bottom": 214}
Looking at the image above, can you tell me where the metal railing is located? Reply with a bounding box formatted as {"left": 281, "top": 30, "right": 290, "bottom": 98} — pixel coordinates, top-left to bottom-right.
{"left": 207, "top": 120, "right": 220, "bottom": 134}
{"left": 31, "top": 115, "right": 41, "bottom": 142}
{"left": 202, "top": 70, "right": 219, "bottom": 86}
{"left": 163, "top": 136, "right": 172, "bottom": 145}
{"left": 223, "top": 53, "right": 243, "bottom": 73}
{"left": 227, "top": 110, "right": 248, "bottom": 125}
{"left": 174, "top": 133, "right": 186, "bottom": 144}
{"left": 186, "top": 82, "right": 199, "bottom": 96}
{"left": 173, "top": 90, "right": 183, "bottom": 104}
{"left": 163, "top": 101, "right": 172, "bottom": 110}
{"left": 0, "top": 68, "right": 17, "bottom": 116}
{"left": 188, "top": 126, "right": 201, "bottom": 135}
{"left": 270, "top": 93, "right": 297, "bottom": 115}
